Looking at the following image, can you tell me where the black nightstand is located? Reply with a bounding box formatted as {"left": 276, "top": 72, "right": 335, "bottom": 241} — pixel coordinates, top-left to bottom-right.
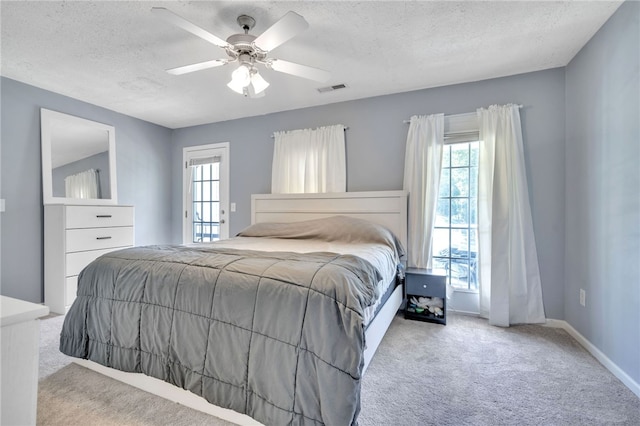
{"left": 404, "top": 268, "right": 447, "bottom": 325}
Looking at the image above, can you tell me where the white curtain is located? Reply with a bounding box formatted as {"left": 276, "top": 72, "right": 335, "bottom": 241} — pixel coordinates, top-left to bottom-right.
{"left": 65, "top": 168, "right": 99, "bottom": 199}
{"left": 271, "top": 124, "right": 346, "bottom": 193}
{"left": 477, "top": 104, "right": 545, "bottom": 326}
{"left": 403, "top": 114, "right": 444, "bottom": 269}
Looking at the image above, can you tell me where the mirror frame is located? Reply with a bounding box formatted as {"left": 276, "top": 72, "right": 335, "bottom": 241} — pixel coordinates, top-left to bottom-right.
{"left": 41, "top": 108, "right": 118, "bottom": 205}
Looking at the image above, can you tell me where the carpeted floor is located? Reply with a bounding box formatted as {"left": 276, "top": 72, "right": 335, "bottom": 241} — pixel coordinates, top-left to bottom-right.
{"left": 37, "top": 314, "right": 640, "bottom": 425}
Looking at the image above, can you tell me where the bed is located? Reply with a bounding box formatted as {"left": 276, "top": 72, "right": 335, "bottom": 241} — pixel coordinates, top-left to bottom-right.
{"left": 60, "top": 190, "right": 407, "bottom": 425}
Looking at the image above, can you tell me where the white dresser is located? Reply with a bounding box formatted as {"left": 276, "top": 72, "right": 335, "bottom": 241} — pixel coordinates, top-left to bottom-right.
{"left": 44, "top": 204, "right": 134, "bottom": 314}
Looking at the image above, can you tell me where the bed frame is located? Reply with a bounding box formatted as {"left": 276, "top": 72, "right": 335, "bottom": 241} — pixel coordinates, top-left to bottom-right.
{"left": 75, "top": 190, "right": 408, "bottom": 425}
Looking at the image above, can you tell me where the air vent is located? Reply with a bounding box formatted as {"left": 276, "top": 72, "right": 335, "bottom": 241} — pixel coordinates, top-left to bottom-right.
{"left": 317, "top": 83, "right": 347, "bottom": 93}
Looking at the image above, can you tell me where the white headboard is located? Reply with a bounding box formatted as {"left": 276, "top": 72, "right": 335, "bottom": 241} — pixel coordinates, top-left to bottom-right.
{"left": 251, "top": 191, "right": 408, "bottom": 250}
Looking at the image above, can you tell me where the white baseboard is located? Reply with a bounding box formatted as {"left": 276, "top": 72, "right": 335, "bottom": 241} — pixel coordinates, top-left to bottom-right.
{"left": 544, "top": 319, "right": 640, "bottom": 399}
{"left": 447, "top": 308, "right": 480, "bottom": 317}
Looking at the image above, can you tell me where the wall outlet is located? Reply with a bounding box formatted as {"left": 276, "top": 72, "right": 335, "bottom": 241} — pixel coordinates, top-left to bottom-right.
{"left": 580, "top": 289, "right": 586, "bottom": 307}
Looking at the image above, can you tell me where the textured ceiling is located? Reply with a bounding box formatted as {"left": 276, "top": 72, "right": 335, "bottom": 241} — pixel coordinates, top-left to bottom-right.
{"left": 1, "top": 1, "right": 622, "bottom": 129}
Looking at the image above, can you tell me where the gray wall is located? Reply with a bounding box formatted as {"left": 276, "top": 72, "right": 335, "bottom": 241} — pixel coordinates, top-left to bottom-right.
{"left": 565, "top": 1, "right": 640, "bottom": 386}
{"left": 171, "top": 68, "right": 566, "bottom": 320}
{"left": 52, "top": 151, "right": 111, "bottom": 199}
{"left": 0, "top": 77, "right": 173, "bottom": 303}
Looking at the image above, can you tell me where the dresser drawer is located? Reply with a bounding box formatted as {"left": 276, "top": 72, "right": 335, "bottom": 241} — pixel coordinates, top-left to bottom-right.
{"left": 405, "top": 270, "right": 446, "bottom": 297}
{"left": 66, "top": 227, "right": 133, "bottom": 253}
{"left": 45, "top": 204, "right": 135, "bottom": 315}
{"left": 66, "top": 247, "right": 125, "bottom": 277}
{"left": 65, "top": 205, "right": 134, "bottom": 229}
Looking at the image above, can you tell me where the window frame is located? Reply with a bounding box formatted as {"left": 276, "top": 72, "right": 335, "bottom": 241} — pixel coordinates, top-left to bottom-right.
{"left": 182, "top": 143, "right": 230, "bottom": 244}
{"left": 432, "top": 141, "right": 479, "bottom": 293}
{"left": 430, "top": 111, "right": 481, "bottom": 312}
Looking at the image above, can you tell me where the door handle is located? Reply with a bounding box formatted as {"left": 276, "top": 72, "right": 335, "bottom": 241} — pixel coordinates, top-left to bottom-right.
{"left": 220, "top": 219, "right": 225, "bottom": 224}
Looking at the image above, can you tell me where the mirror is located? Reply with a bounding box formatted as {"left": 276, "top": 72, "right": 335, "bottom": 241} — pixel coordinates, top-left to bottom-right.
{"left": 41, "top": 109, "right": 117, "bottom": 205}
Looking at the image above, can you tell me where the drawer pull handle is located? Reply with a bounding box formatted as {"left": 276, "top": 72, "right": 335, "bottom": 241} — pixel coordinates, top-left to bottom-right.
{"left": 96, "top": 215, "right": 112, "bottom": 218}
{"left": 96, "top": 236, "right": 112, "bottom": 240}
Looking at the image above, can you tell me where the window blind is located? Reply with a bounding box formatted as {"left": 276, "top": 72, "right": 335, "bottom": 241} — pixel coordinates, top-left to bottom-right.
{"left": 189, "top": 156, "right": 220, "bottom": 167}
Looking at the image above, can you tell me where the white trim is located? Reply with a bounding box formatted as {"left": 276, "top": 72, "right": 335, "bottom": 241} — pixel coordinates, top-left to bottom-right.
{"left": 41, "top": 108, "right": 118, "bottom": 205}
{"left": 544, "top": 319, "right": 640, "bottom": 398}
{"left": 447, "top": 309, "right": 480, "bottom": 317}
{"left": 182, "top": 142, "right": 230, "bottom": 243}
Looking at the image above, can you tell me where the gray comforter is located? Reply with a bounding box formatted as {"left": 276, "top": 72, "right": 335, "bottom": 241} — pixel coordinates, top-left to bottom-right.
{"left": 60, "top": 244, "right": 382, "bottom": 425}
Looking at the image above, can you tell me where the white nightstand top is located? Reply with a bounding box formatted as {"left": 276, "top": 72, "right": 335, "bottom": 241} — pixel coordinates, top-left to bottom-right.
{"left": 1, "top": 296, "right": 50, "bottom": 327}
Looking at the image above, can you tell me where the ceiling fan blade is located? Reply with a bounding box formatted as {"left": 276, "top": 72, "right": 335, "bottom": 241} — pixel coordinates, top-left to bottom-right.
{"left": 151, "top": 7, "right": 231, "bottom": 49}
{"left": 166, "top": 59, "right": 228, "bottom": 75}
{"left": 269, "top": 59, "right": 330, "bottom": 83}
{"left": 253, "top": 11, "right": 309, "bottom": 52}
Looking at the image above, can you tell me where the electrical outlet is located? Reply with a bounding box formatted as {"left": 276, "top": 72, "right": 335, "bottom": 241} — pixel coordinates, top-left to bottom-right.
{"left": 580, "top": 289, "right": 586, "bottom": 307}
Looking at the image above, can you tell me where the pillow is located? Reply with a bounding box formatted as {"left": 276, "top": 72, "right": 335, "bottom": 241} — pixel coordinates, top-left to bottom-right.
{"left": 237, "top": 216, "right": 405, "bottom": 260}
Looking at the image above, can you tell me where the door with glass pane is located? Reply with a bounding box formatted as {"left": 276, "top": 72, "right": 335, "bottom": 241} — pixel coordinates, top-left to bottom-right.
{"left": 183, "top": 143, "right": 229, "bottom": 243}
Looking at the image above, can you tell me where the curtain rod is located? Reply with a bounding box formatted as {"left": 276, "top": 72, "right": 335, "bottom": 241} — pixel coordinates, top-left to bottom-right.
{"left": 271, "top": 126, "right": 349, "bottom": 138}
{"left": 403, "top": 105, "right": 524, "bottom": 124}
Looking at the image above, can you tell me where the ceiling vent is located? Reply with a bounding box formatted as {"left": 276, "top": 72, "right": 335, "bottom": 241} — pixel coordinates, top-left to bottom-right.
{"left": 317, "top": 83, "right": 347, "bottom": 93}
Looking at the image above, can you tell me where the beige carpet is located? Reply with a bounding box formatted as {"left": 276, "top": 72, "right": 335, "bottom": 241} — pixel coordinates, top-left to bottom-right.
{"left": 38, "top": 314, "right": 640, "bottom": 425}
{"left": 38, "top": 363, "right": 234, "bottom": 426}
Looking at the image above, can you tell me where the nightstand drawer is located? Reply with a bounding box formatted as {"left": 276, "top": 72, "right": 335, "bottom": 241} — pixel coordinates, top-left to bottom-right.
{"left": 405, "top": 271, "right": 446, "bottom": 297}
{"left": 404, "top": 268, "right": 447, "bottom": 325}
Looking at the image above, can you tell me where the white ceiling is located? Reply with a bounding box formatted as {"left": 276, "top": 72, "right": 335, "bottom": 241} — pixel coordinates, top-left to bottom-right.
{"left": 1, "top": 1, "right": 622, "bottom": 129}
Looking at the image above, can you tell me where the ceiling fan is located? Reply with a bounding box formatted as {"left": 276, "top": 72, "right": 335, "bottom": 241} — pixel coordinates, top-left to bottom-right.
{"left": 151, "top": 7, "right": 331, "bottom": 98}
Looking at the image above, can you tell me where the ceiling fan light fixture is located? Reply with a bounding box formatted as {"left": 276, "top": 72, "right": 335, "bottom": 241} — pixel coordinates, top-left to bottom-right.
{"left": 250, "top": 70, "right": 270, "bottom": 94}
{"left": 227, "top": 64, "right": 251, "bottom": 93}
{"left": 226, "top": 79, "right": 245, "bottom": 95}
{"left": 155, "top": 8, "right": 329, "bottom": 96}
{"left": 227, "top": 64, "right": 270, "bottom": 97}
{"left": 246, "top": 84, "right": 266, "bottom": 98}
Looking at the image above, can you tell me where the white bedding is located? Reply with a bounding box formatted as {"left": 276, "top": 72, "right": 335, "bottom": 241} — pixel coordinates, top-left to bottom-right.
{"left": 202, "top": 236, "right": 398, "bottom": 326}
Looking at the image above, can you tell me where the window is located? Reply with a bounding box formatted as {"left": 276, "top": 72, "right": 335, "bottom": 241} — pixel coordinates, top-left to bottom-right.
{"left": 432, "top": 142, "right": 479, "bottom": 291}
{"left": 191, "top": 159, "right": 221, "bottom": 242}
{"left": 183, "top": 143, "right": 229, "bottom": 243}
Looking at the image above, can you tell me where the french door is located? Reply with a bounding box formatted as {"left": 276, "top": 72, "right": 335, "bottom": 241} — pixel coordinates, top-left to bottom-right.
{"left": 183, "top": 143, "right": 229, "bottom": 243}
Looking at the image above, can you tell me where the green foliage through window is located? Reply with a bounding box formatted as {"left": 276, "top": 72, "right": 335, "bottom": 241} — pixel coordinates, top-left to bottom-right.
{"left": 433, "top": 142, "right": 479, "bottom": 291}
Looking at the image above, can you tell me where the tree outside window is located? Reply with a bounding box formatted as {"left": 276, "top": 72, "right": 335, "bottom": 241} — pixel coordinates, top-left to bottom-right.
{"left": 432, "top": 142, "right": 479, "bottom": 291}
